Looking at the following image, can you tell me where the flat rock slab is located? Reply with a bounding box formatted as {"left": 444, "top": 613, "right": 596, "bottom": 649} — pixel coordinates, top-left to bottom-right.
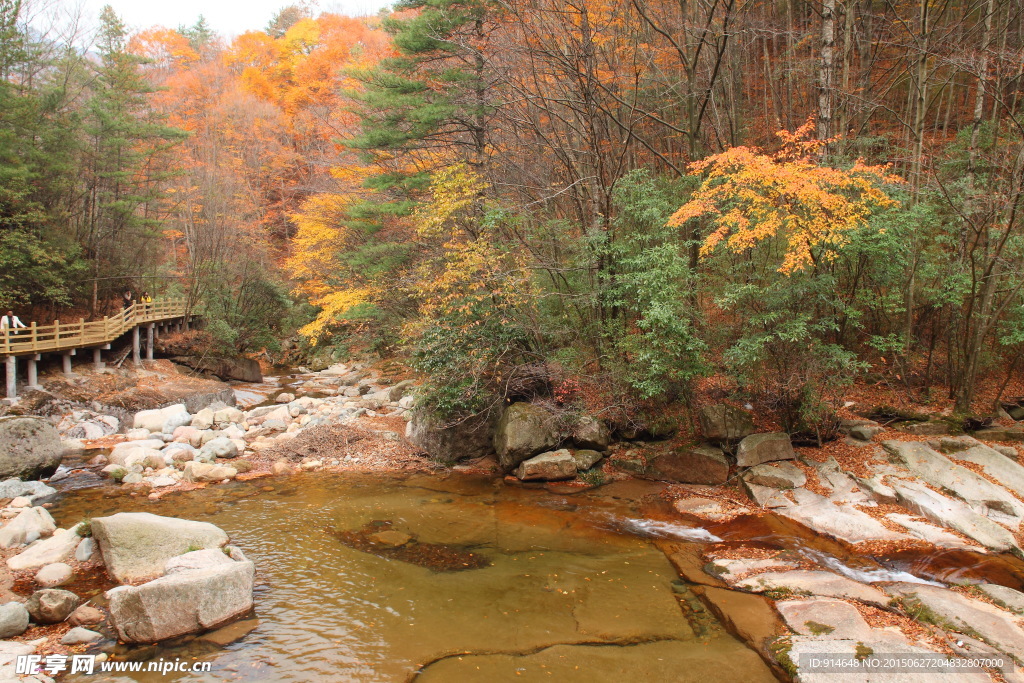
{"left": 776, "top": 598, "right": 873, "bottom": 640}
{"left": 673, "top": 497, "right": 737, "bottom": 522}
{"left": 885, "top": 582, "right": 1024, "bottom": 663}
{"left": 776, "top": 489, "right": 913, "bottom": 545}
{"left": 736, "top": 570, "right": 889, "bottom": 607}
{"left": 947, "top": 445, "right": 1024, "bottom": 499}
{"left": 92, "top": 512, "right": 229, "bottom": 583}
{"left": 810, "top": 458, "right": 872, "bottom": 504}
{"left": 743, "top": 482, "right": 792, "bottom": 508}
{"left": 736, "top": 433, "right": 796, "bottom": 467}
{"left": 976, "top": 584, "right": 1024, "bottom": 615}
{"left": 709, "top": 557, "right": 795, "bottom": 582}
{"left": 882, "top": 441, "right": 1024, "bottom": 520}
{"left": 888, "top": 479, "right": 1021, "bottom": 556}
{"left": 886, "top": 513, "right": 980, "bottom": 550}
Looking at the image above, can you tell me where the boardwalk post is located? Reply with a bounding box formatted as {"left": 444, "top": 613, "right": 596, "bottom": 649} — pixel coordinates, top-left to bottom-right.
{"left": 93, "top": 348, "right": 103, "bottom": 370}
{"left": 146, "top": 323, "right": 155, "bottom": 361}
{"left": 26, "top": 355, "right": 39, "bottom": 389}
{"left": 5, "top": 356, "right": 15, "bottom": 399}
{"left": 132, "top": 326, "right": 141, "bottom": 367}
{"left": 61, "top": 351, "right": 73, "bottom": 375}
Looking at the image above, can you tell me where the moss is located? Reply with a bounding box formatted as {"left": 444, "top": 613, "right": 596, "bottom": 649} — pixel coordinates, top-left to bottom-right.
{"left": 889, "top": 595, "right": 957, "bottom": 631}
{"left": 769, "top": 639, "right": 798, "bottom": 677}
{"left": 855, "top": 642, "right": 874, "bottom": 660}
{"left": 805, "top": 620, "right": 835, "bottom": 635}
{"left": 702, "top": 561, "right": 727, "bottom": 578}
{"left": 578, "top": 467, "right": 605, "bottom": 487}
{"left": 762, "top": 586, "right": 813, "bottom": 600}
{"left": 76, "top": 519, "right": 92, "bottom": 537}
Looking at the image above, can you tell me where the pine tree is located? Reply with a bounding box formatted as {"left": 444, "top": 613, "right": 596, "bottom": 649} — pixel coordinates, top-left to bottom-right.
{"left": 80, "top": 5, "right": 186, "bottom": 312}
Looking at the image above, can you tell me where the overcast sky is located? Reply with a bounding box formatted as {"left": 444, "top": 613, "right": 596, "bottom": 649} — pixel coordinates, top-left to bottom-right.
{"left": 79, "top": 0, "right": 394, "bottom": 38}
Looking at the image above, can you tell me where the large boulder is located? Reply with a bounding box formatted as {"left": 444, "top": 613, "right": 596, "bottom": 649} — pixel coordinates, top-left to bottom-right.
{"left": 91, "top": 513, "right": 229, "bottom": 584}
{"left": 515, "top": 450, "right": 576, "bottom": 481}
{"left": 406, "top": 409, "right": 497, "bottom": 465}
{"left": 0, "top": 417, "right": 63, "bottom": 480}
{"left": 171, "top": 356, "right": 262, "bottom": 383}
{"left": 107, "top": 556, "right": 255, "bottom": 643}
{"left": 571, "top": 416, "right": 610, "bottom": 451}
{"left": 493, "top": 403, "right": 560, "bottom": 471}
{"left": 0, "top": 478, "right": 56, "bottom": 503}
{"left": 182, "top": 462, "right": 237, "bottom": 483}
{"left": 699, "top": 405, "right": 755, "bottom": 442}
{"left": 199, "top": 437, "right": 238, "bottom": 460}
{"left": 133, "top": 405, "right": 191, "bottom": 434}
{"left": 643, "top": 445, "right": 730, "bottom": 484}
{"left": 735, "top": 433, "right": 796, "bottom": 467}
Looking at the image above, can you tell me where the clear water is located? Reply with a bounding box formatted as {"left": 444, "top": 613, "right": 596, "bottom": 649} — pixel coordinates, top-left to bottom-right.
{"left": 50, "top": 475, "right": 775, "bottom": 682}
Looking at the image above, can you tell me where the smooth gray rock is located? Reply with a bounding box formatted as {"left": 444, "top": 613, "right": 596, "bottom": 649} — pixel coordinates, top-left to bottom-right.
{"left": 736, "top": 433, "right": 796, "bottom": 467}
{"left": 493, "top": 403, "right": 559, "bottom": 471}
{"left": 75, "top": 537, "right": 95, "bottom": 562}
{"left": 515, "top": 450, "right": 576, "bottom": 481}
{"left": 0, "top": 507, "right": 56, "bottom": 548}
{"left": 776, "top": 489, "right": 912, "bottom": 544}
{"left": 0, "top": 417, "right": 63, "bottom": 480}
{"left": 199, "top": 436, "right": 238, "bottom": 460}
{"left": 26, "top": 589, "right": 80, "bottom": 624}
{"left": 737, "top": 570, "right": 889, "bottom": 607}
{"left": 699, "top": 404, "right": 755, "bottom": 442}
{"left": 107, "top": 560, "right": 255, "bottom": 643}
{"left": 776, "top": 598, "right": 873, "bottom": 639}
{"left": 164, "top": 549, "right": 233, "bottom": 574}
{"left": 61, "top": 627, "right": 103, "bottom": 645}
{"left": 7, "top": 526, "right": 83, "bottom": 571}
{"left": 34, "top": 563, "right": 73, "bottom": 588}
{"left": 91, "top": 513, "right": 229, "bottom": 584}
{"left": 0, "top": 479, "right": 56, "bottom": 503}
{"left": 946, "top": 444, "right": 1024, "bottom": 499}
{"left": 976, "top": 584, "right": 1024, "bottom": 614}
{"left": 0, "top": 602, "right": 29, "bottom": 638}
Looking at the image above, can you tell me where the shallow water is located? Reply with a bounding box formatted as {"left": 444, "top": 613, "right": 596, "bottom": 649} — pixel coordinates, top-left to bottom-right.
{"left": 50, "top": 474, "right": 774, "bottom": 683}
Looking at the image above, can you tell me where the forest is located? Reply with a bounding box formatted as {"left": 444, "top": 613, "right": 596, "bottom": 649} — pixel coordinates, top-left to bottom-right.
{"left": 2, "top": 0, "right": 1023, "bottom": 438}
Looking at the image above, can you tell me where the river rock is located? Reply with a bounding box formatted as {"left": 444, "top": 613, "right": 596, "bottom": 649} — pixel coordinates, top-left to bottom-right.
{"left": 0, "top": 417, "right": 63, "bottom": 480}
{"left": 571, "top": 416, "right": 609, "bottom": 451}
{"left": 407, "top": 409, "right": 498, "bottom": 465}
{"left": 885, "top": 582, "right": 1024, "bottom": 658}
{"left": 736, "top": 433, "right": 796, "bottom": 467}
{"left": 35, "top": 563, "right": 73, "bottom": 588}
{"left": 0, "top": 602, "right": 28, "bottom": 638}
{"left": 26, "top": 588, "right": 80, "bottom": 623}
{"left": 974, "top": 425, "right": 1024, "bottom": 442}
{"left": 134, "top": 405, "right": 190, "bottom": 434}
{"left": 75, "top": 537, "right": 95, "bottom": 562}
{"left": 61, "top": 627, "right": 103, "bottom": 645}
{"left": 493, "top": 403, "right": 559, "bottom": 471}
{"left": 699, "top": 405, "right": 755, "bottom": 442}
{"left": 90, "top": 512, "right": 229, "bottom": 583}
{"left": 68, "top": 604, "right": 104, "bottom": 626}
{"left": 213, "top": 407, "right": 244, "bottom": 426}
{"left": 182, "top": 462, "right": 237, "bottom": 483}
{"left": 743, "top": 482, "right": 792, "bottom": 508}
{"left": 644, "top": 445, "right": 730, "bottom": 484}
{"left": 106, "top": 558, "right": 255, "bottom": 643}
{"left": 388, "top": 380, "right": 415, "bottom": 402}
{"left": 7, "top": 526, "right": 83, "bottom": 571}
{"left": 515, "top": 450, "right": 576, "bottom": 481}
{"left": 946, "top": 444, "right": 1024, "bottom": 499}
{"left": 191, "top": 408, "right": 215, "bottom": 430}
{"left": 171, "top": 356, "right": 262, "bottom": 383}
{"left": 571, "top": 449, "right": 603, "bottom": 470}
{"left": 0, "top": 479, "right": 55, "bottom": 504}
{"left": 885, "top": 513, "right": 979, "bottom": 550}
{"left": 271, "top": 460, "right": 298, "bottom": 475}
{"left": 775, "top": 489, "right": 912, "bottom": 544}
{"left": 199, "top": 437, "right": 238, "bottom": 460}
{"left": 0, "top": 507, "right": 56, "bottom": 548}
{"left": 737, "top": 570, "right": 888, "bottom": 607}
{"left": 744, "top": 461, "right": 806, "bottom": 489}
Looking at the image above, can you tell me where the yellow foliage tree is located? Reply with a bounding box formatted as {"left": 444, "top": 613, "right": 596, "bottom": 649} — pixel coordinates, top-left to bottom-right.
{"left": 667, "top": 121, "right": 901, "bottom": 274}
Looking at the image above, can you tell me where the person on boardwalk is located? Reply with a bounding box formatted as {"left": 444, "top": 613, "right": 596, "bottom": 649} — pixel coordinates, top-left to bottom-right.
{"left": 1, "top": 311, "right": 26, "bottom": 350}
{"left": 122, "top": 290, "right": 133, "bottom": 310}
{"left": 140, "top": 292, "right": 152, "bottom": 313}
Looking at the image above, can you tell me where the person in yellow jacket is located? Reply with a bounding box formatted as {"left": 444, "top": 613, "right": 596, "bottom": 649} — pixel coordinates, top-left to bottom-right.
{"left": 140, "top": 292, "right": 153, "bottom": 314}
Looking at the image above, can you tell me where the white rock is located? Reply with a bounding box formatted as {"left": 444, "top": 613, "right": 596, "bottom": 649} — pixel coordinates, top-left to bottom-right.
{"left": 7, "top": 526, "right": 83, "bottom": 571}
{"left": 0, "top": 507, "right": 56, "bottom": 548}
{"left": 75, "top": 537, "right": 95, "bottom": 562}
{"left": 61, "top": 626, "right": 103, "bottom": 645}
{"left": 34, "top": 562, "right": 73, "bottom": 588}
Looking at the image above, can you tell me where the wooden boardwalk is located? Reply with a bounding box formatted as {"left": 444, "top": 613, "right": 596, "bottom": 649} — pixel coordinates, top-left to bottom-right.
{"left": 1, "top": 299, "right": 193, "bottom": 398}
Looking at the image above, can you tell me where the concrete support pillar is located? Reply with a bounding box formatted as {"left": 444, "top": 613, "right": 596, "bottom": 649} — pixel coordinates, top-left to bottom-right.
{"left": 5, "top": 356, "right": 15, "bottom": 399}
{"left": 146, "top": 323, "right": 155, "bottom": 361}
{"left": 132, "top": 326, "right": 141, "bottom": 367}
{"left": 93, "top": 348, "right": 104, "bottom": 370}
{"left": 61, "top": 352, "right": 73, "bottom": 375}
{"left": 26, "top": 355, "right": 39, "bottom": 389}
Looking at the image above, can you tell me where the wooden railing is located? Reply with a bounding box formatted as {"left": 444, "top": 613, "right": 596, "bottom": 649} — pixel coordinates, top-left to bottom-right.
{"left": 0, "top": 299, "right": 188, "bottom": 356}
